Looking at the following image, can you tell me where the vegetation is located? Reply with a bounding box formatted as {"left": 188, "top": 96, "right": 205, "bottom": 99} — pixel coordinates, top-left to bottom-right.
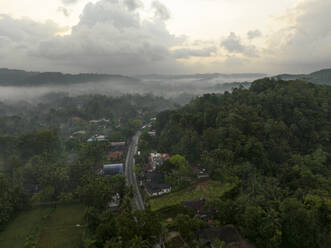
{"left": 149, "top": 181, "right": 234, "bottom": 211}
{"left": 154, "top": 79, "right": 331, "bottom": 248}
{"left": 0, "top": 78, "right": 330, "bottom": 247}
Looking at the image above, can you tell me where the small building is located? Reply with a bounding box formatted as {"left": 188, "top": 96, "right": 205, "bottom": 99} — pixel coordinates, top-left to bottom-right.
{"left": 110, "top": 141, "right": 126, "bottom": 147}
{"left": 89, "top": 118, "right": 110, "bottom": 124}
{"left": 148, "top": 131, "right": 156, "bottom": 136}
{"left": 197, "top": 168, "right": 209, "bottom": 179}
{"left": 144, "top": 171, "right": 171, "bottom": 196}
{"left": 103, "top": 163, "right": 124, "bottom": 176}
{"left": 108, "top": 193, "right": 121, "bottom": 211}
{"left": 148, "top": 152, "right": 170, "bottom": 171}
{"left": 72, "top": 130, "right": 86, "bottom": 136}
{"left": 108, "top": 151, "right": 124, "bottom": 160}
{"left": 87, "top": 135, "right": 108, "bottom": 142}
{"left": 145, "top": 182, "right": 171, "bottom": 197}
{"left": 110, "top": 141, "right": 126, "bottom": 152}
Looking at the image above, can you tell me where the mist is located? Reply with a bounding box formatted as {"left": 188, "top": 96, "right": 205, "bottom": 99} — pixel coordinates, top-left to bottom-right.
{"left": 0, "top": 73, "right": 265, "bottom": 104}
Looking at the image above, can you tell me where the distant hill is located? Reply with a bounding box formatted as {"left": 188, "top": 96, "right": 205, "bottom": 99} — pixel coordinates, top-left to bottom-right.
{"left": 276, "top": 68, "right": 331, "bottom": 85}
{"left": 138, "top": 73, "right": 266, "bottom": 81}
{"left": 0, "top": 68, "right": 138, "bottom": 86}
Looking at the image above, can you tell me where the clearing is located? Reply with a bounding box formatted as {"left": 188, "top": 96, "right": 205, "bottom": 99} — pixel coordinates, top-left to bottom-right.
{"left": 149, "top": 180, "right": 234, "bottom": 211}
{"left": 0, "top": 203, "right": 85, "bottom": 248}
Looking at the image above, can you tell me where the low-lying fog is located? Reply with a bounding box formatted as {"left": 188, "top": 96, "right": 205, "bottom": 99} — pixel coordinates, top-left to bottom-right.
{"left": 0, "top": 73, "right": 266, "bottom": 103}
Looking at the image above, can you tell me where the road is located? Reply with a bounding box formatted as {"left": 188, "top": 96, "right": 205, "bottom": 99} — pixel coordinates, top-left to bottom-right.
{"left": 125, "top": 131, "right": 144, "bottom": 210}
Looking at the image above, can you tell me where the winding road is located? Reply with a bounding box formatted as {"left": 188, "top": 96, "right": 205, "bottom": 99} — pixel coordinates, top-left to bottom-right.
{"left": 125, "top": 131, "right": 144, "bottom": 210}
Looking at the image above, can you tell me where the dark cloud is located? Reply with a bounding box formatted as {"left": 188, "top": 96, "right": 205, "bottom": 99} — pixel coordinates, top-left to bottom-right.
{"left": 221, "top": 32, "right": 258, "bottom": 57}
{"left": 247, "top": 29, "right": 262, "bottom": 40}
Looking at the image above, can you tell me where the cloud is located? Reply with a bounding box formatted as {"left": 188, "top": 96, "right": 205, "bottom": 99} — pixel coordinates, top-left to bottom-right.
{"left": 221, "top": 32, "right": 258, "bottom": 57}
{"left": 62, "top": 0, "right": 79, "bottom": 5}
{"left": 152, "top": 1, "right": 171, "bottom": 21}
{"left": 123, "top": 0, "right": 143, "bottom": 11}
{"left": 0, "top": 0, "right": 182, "bottom": 74}
{"left": 265, "top": 0, "right": 331, "bottom": 72}
{"left": 172, "top": 47, "right": 216, "bottom": 59}
{"left": 247, "top": 29, "right": 262, "bottom": 40}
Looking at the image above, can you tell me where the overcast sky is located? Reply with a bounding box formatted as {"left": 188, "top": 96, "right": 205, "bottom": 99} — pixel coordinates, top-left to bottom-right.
{"left": 0, "top": 0, "right": 330, "bottom": 75}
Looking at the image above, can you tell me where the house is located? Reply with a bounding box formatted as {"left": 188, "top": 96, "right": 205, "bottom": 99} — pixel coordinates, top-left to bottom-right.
{"left": 89, "top": 118, "right": 110, "bottom": 124}
{"left": 197, "top": 168, "right": 209, "bottom": 179}
{"left": 110, "top": 141, "right": 126, "bottom": 152}
{"left": 148, "top": 131, "right": 156, "bottom": 136}
{"left": 148, "top": 152, "right": 170, "bottom": 171}
{"left": 87, "top": 135, "right": 108, "bottom": 142}
{"left": 107, "top": 151, "right": 124, "bottom": 160}
{"left": 145, "top": 182, "right": 171, "bottom": 197}
{"left": 144, "top": 171, "right": 171, "bottom": 196}
{"left": 72, "top": 130, "right": 86, "bottom": 136}
{"left": 103, "top": 163, "right": 124, "bottom": 176}
{"left": 108, "top": 193, "right": 121, "bottom": 211}
{"left": 192, "top": 165, "right": 210, "bottom": 179}
{"left": 72, "top": 117, "right": 83, "bottom": 122}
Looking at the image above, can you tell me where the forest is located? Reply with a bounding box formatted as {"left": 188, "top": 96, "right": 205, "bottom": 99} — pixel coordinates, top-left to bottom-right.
{"left": 0, "top": 78, "right": 330, "bottom": 248}
{"left": 153, "top": 78, "right": 331, "bottom": 248}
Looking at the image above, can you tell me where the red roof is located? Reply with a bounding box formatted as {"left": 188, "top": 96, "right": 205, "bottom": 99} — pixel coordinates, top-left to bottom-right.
{"left": 108, "top": 151, "right": 123, "bottom": 159}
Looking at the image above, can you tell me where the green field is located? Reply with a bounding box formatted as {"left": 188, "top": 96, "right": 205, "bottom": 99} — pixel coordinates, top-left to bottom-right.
{"left": 37, "top": 204, "right": 86, "bottom": 248}
{"left": 0, "top": 206, "right": 53, "bottom": 248}
{"left": 149, "top": 181, "right": 234, "bottom": 211}
{"left": 0, "top": 204, "right": 85, "bottom": 248}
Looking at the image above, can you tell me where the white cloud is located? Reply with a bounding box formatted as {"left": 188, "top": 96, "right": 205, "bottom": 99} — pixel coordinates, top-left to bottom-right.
{"left": 0, "top": 0, "right": 185, "bottom": 74}
{"left": 264, "top": 0, "right": 331, "bottom": 73}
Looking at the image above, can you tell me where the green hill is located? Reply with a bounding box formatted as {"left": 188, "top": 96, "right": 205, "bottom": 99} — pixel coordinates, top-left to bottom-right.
{"left": 277, "top": 68, "right": 331, "bottom": 85}
{"left": 0, "top": 68, "right": 138, "bottom": 86}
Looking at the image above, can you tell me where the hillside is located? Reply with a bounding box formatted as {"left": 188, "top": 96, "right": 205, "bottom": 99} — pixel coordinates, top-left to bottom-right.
{"left": 154, "top": 78, "right": 331, "bottom": 248}
{"left": 276, "top": 68, "right": 331, "bottom": 85}
{"left": 0, "top": 68, "right": 138, "bottom": 86}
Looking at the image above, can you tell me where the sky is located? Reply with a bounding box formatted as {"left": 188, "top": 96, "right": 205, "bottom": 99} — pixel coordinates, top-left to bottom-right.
{"left": 0, "top": 0, "right": 330, "bottom": 75}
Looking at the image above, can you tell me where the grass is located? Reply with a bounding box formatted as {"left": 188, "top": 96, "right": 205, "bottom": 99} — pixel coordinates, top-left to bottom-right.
{"left": 0, "top": 159, "right": 5, "bottom": 174}
{"left": 149, "top": 180, "right": 234, "bottom": 211}
{"left": 0, "top": 203, "right": 86, "bottom": 248}
{"left": 37, "top": 204, "right": 86, "bottom": 248}
{"left": 0, "top": 206, "right": 54, "bottom": 248}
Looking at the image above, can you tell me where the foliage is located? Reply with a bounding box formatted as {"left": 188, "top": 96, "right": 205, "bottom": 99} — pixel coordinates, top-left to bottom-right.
{"left": 154, "top": 79, "right": 331, "bottom": 248}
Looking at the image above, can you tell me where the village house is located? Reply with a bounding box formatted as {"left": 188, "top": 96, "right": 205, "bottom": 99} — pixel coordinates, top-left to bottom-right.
{"left": 110, "top": 141, "right": 126, "bottom": 152}
{"left": 148, "top": 130, "right": 156, "bottom": 136}
{"left": 148, "top": 152, "right": 170, "bottom": 172}
{"left": 87, "top": 135, "right": 108, "bottom": 142}
{"left": 145, "top": 182, "right": 171, "bottom": 197}
{"left": 107, "top": 151, "right": 124, "bottom": 161}
{"left": 144, "top": 171, "right": 171, "bottom": 196}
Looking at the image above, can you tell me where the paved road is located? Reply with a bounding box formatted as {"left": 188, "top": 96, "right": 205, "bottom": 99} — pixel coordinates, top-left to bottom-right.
{"left": 125, "top": 131, "right": 144, "bottom": 210}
